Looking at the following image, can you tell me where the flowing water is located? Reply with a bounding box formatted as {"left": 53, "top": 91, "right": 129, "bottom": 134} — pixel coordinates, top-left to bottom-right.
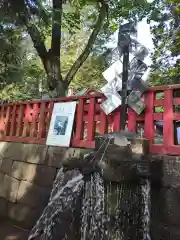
{"left": 28, "top": 167, "right": 151, "bottom": 240}
{"left": 141, "top": 179, "right": 151, "bottom": 240}
{"left": 28, "top": 169, "right": 84, "bottom": 240}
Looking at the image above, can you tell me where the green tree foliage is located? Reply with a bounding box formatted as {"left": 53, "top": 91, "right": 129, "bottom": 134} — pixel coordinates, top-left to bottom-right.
{"left": 0, "top": 0, "right": 152, "bottom": 98}
{"left": 60, "top": 30, "right": 105, "bottom": 92}
{"left": 149, "top": 0, "right": 180, "bottom": 85}
{"left": 0, "top": 27, "right": 23, "bottom": 88}
{"left": 0, "top": 29, "right": 45, "bottom": 101}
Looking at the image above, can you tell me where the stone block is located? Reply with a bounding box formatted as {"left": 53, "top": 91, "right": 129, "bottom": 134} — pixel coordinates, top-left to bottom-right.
{"left": 151, "top": 186, "right": 180, "bottom": 240}
{"left": 0, "top": 158, "right": 13, "bottom": 174}
{"left": 11, "top": 161, "right": 56, "bottom": 187}
{"left": 11, "top": 161, "right": 37, "bottom": 182}
{"left": 17, "top": 181, "right": 50, "bottom": 208}
{"left": 8, "top": 202, "right": 43, "bottom": 229}
{"left": 0, "top": 175, "right": 20, "bottom": 202}
{"left": 46, "top": 147, "right": 86, "bottom": 168}
{"left": 0, "top": 197, "right": 8, "bottom": 218}
{"left": 162, "top": 159, "right": 180, "bottom": 188}
{"left": 95, "top": 136, "right": 149, "bottom": 161}
{"left": 130, "top": 138, "right": 149, "bottom": 156}
{"left": 0, "top": 142, "right": 26, "bottom": 161}
{"left": 35, "top": 165, "right": 56, "bottom": 187}
{"left": 150, "top": 160, "right": 163, "bottom": 183}
{"left": 24, "top": 144, "right": 47, "bottom": 164}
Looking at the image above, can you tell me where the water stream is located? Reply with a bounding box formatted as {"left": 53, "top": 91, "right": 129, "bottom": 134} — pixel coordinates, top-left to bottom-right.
{"left": 28, "top": 164, "right": 151, "bottom": 240}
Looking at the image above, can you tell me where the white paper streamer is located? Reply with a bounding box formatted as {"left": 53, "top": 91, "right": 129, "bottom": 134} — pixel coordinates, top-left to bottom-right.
{"left": 100, "top": 22, "right": 150, "bottom": 115}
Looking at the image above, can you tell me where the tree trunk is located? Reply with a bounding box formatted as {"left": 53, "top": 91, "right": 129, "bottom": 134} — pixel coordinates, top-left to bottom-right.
{"left": 25, "top": 0, "right": 65, "bottom": 98}
{"left": 45, "top": 54, "right": 66, "bottom": 97}
{"left": 23, "top": 1, "right": 106, "bottom": 97}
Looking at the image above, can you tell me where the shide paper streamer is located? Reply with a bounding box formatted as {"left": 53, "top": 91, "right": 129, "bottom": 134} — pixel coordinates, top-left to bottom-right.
{"left": 100, "top": 22, "right": 150, "bottom": 115}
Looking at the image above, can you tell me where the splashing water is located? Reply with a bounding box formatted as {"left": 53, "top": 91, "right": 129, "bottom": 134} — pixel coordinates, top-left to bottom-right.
{"left": 81, "top": 172, "right": 107, "bottom": 240}
{"left": 141, "top": 179, "right": 151, "bottom": 240}
{"left": 28, "top": 169, "right": 84, "bottom": 240}
{"left": 28, "top": 168, "right": 151, "bottom": 240}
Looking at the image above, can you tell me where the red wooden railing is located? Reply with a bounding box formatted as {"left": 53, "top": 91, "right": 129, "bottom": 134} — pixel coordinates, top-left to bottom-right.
{"left": 0, "top": 84, "right": 180, "bottom": 155}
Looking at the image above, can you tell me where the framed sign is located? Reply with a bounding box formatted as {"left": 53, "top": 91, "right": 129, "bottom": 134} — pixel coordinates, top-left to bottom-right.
{"left": 46, "top": 101, "right": 77, "bottom": 147}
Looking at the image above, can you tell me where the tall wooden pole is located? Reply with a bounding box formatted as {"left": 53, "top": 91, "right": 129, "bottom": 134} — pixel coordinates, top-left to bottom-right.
{"left": 120, "top": 44, "right": 129, "bottom": 130}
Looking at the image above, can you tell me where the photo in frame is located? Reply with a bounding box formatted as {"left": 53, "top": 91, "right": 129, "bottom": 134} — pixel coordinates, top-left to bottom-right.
{"left": 46, "top": 101, "right": 77, "bottom": 147}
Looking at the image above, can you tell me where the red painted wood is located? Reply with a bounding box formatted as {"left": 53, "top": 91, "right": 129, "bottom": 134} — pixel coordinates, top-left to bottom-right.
{"left": 153, "top": 113, "right": 163, "bottom": 120}
{"left": 144, "top": 91, "right": 154, "bottom": 143}
{"left": 4, "top": 106, "right": 11, "bottom": 136}
{"left": 173, "top": 98, "right": 180, "bottom": 105}
{"left": 0, "top": 106, "right": 5, "bottom": 134}
{"left": 30, "top": 103, "right": 39, "bottom": 137}
{"left": 113, "top": 108, "right": 121, "bottom": 132}
{"left": 71, "top": 139, "right": 95, "bottom": 149}
{"left": 154, "top": 99, "right": 164, "bottom": 106}
{"left": 173, "top": 113, "right": 180, "bottom": 120}
{"left": 10, "top": 105, "right": 17, "bottom": 136}
{"left": 74, "top": 99, "right": 84, "bottom": 140}
{"left": 99, "top": 110, "right": 107, "bottom": 134}
{"left": 149, "top": 144, "right": 165, "bottom": 154}
{"left": 46, "top": 102, "right": 54, "bottom": 134}
{"left": 0, "top": 136, "right": 46, "bottom": 144}
{"left": 38, "top": 102, "right": 46, "bottom": 138}
{"left": 149, "top": 84, "right": 180, "bottom": 91}
{"left": 16, "top": 105, "right": 24, "bottom": 137}
{"left": 87, "top": 97, "right": 95, "bottom": 141}
{"left": 128, "top": 109, "right": 136, "bottom": 132}
{"left": 22, "top": 104, "right": 31, "bottom": 137}
{"left": 163, "top": 89, "right": 174, "bottom": 148}
{"left": 1, "top": 84, "right": 180, "bottom": 155}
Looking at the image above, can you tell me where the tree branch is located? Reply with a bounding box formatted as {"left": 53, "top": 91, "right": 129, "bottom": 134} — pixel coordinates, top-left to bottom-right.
{"left": 18, "top": 1, "right": 65, "bottom": 96}
{"left": 18, "top": 5, "right": 48, "bottom": 72}
{"left": 64, "top": 2, "right": 107, "bottom": 86}
{"left": 51, "top": 0, "right": 63, "bottom": 57}
{"left": 26, "top": 24, "right": 48, "bottom": 70}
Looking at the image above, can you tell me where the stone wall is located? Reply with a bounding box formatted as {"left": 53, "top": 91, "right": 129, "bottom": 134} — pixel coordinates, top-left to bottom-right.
{"left": 1, "top": 140, "right": 180, "bottom": 239}
{"left": 150, "top": 155, "right": 180, "bottom": 240}
{"left": 0, "top": 142, "right": 90, "bottom": 229}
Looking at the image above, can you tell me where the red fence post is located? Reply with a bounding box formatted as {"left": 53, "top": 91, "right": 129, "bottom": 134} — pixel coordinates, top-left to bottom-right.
{"left": 113, "top": 108, "right": 121, "bottom": 132}
{"left": 38, "top": 102, "right": 46, "bottom": 138}
{"left": 4, "top": 106, "right": 11, "bottom": 136}
{"left": 128, "top": 109, "right": 136, "bottom": 132}
{"left": 10, "top": 105, "right": 16, "bottom": 136}
{"left": 0, "top": 86, "right": 179, "bottom": 153}
{"left": 163, "top": 89, "right": 174, "bottom": 152}
{"left": 75, "top": 98, "right": 84, "bottom": 141}
{"left": 144, "top": 91, "right": 154, "bottom": 144}
{"left": 30, "top": 103, "right": 39, "bottom": 138}
{"left": 16, "top": 105, "right": 24, "bottom": 137}
{"left": 46, "top": 102, "right": 54, "bottom": 136}
{"left": 87, "top": 97, "right": 95, "bottom": 141}
{"left": 99, "top": 110, "right": 107, "bottom": 135}
{"left": 22, "top": 104, "right": 31, "bottom": 137}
